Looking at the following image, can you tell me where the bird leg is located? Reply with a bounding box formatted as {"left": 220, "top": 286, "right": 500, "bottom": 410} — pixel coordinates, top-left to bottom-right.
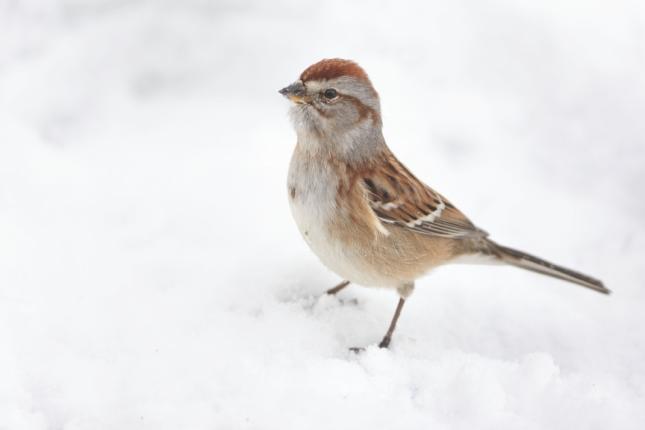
{"left": 378, "top": 297, "right": 406, "bottom": 348}
{"left": 326, "top": 280, "right": 350, "bottom": 295}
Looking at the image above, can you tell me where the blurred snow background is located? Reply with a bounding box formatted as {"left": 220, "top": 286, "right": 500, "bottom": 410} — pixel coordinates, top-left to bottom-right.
{"left": 1, "top": 0, "right": 644, "bottom": 428}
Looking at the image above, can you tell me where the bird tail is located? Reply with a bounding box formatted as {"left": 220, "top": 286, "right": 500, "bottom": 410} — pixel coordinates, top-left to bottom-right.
{"left": 486, "top": 240, "right": 609, "bottom": 294}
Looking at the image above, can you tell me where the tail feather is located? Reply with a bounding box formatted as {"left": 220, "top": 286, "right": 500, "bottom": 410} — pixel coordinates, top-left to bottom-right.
{"left": 488, "top": 241, "right": 610, "bottom": 294}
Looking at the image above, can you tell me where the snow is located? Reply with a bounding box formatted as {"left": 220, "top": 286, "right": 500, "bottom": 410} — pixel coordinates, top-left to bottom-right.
{"left": 1, "top": 0, "right": 644, "bottom": 428}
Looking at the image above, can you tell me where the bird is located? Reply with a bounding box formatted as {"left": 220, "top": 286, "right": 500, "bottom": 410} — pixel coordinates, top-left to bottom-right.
{"left": 279, "top": 58, "right": 608, "bottom": 349}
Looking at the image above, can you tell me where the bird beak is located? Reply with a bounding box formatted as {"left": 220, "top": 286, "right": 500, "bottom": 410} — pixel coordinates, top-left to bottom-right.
{"left": 279, "top": 81, "right": 308, "bottom": 104}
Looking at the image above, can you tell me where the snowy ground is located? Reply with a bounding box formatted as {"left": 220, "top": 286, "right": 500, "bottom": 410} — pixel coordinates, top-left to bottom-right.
{"left": 1, "top": 0, "right": 645, "bottom": 428}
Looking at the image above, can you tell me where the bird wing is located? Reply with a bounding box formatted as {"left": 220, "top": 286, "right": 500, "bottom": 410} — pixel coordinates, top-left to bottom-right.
{"left": 362, "top": 152, "right": 487, "bottom": 239}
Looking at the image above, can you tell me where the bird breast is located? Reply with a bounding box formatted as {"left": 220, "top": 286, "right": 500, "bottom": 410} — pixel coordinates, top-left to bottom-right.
{"left": 287, "top": 146, "right": 340, "bottom": 253}
{"left": 286, "top": 143, "right": 398, "bottom": 287}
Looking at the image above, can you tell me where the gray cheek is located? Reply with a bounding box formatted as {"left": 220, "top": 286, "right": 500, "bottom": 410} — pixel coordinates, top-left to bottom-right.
{"left": 329, "top": 104, "right": 360, "bottom": 128}
{"left": 287, "top": 100, "right": 364, "bottom": 137}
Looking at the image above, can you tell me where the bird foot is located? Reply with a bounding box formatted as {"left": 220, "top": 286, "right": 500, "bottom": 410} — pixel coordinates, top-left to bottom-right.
{"left": 326, "top": 280, "right": 350, "bottom": 295}
{"left": 378, "top": 336, "right": 391, "bottom": 349}
{"left": 335, "top": 297, "right": 359, "bottom": 306}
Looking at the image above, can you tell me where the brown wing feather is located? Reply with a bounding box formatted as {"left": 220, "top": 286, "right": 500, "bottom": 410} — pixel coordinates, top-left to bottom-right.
{"left": 363, "top": 151, "right": 487, "bottom": 239}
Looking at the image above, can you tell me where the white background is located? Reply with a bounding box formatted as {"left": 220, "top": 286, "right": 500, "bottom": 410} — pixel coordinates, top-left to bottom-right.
{"left": 1, "top": 0, "right": 644, "bottom": 428}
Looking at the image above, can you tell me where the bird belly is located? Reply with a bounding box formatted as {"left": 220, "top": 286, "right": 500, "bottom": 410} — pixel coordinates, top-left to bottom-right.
{"left": 287, "top": 154, "right": 395, "bottom": 287}
{"left": 289, "top": 195, "right": 396, "bottom": 287}
{"left": 287, "top": 148, "right": 453, "bottom": 287}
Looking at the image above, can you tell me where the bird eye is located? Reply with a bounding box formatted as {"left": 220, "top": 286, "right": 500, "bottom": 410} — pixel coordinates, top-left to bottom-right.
{"left": 323, "top": 88, "right": 338, "bottom": 99}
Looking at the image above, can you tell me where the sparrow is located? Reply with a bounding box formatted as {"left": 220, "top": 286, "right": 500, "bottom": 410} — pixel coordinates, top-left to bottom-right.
{"left": 280, "top": 58, "right": 608, "bottom": 349}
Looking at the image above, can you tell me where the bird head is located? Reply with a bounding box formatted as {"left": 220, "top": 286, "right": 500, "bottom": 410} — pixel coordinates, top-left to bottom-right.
{"left": 280, "top": 59, "right": 382, "bottom": 138}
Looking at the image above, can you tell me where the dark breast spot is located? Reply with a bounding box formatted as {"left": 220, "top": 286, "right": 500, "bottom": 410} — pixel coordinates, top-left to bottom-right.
{"left": 289, "top": 186, "right": 296, "bottom": 199}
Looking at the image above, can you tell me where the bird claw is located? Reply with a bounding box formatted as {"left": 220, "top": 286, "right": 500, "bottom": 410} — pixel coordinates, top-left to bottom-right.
{"left": 349, "top": 339, "right": 390, "bottom": 353}
{"left": 337, "top": 298, "right": 359, "bottom": 306}
{"left": 378, "top": 336, "right": 391, "bottom": 349}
